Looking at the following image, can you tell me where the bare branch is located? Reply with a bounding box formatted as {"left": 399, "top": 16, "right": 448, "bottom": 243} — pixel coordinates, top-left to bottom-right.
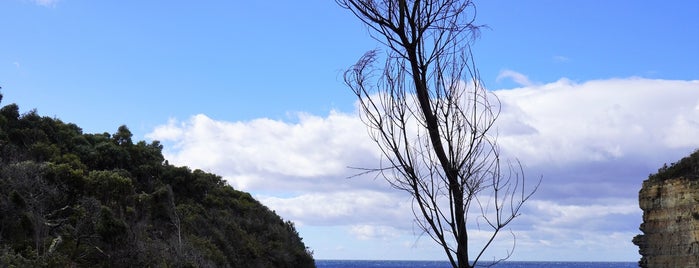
{"left": 339, "top": 1, "right": 539, "bottom": 267}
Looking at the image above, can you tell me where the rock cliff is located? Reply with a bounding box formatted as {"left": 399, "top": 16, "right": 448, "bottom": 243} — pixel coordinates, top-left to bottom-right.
{"left": 633, "top": 151, "right": 699, "bottom": 268}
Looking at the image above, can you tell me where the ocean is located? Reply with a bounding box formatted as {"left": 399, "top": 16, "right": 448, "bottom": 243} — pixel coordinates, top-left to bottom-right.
{"left": 315, "top": 260, "right": 638, "bottom": 268}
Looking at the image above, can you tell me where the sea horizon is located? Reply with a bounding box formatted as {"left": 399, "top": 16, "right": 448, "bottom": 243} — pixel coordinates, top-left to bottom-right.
{"left": 315, "top": 260, "right": 638, "bottom": 268}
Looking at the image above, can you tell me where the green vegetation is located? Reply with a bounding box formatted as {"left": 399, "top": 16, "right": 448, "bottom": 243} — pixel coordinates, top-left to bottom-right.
{"left": 0, "top": 94, "right": 315, "bottom": 267}
{"left": 649, "top": 149, "right": 699, "bottom": 182}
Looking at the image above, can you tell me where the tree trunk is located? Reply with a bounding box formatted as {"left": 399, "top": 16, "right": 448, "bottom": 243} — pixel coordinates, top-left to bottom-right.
{"left": 406, "top": 43, "right": 470, "bottom": 268}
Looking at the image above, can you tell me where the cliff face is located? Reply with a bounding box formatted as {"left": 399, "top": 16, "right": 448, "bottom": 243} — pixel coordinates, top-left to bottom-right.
{"left": 634, "top": 175, "right": 699, "bottom": 267}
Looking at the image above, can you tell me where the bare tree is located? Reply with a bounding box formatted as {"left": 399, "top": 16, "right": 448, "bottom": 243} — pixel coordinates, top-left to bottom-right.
{"left": 337, "top": 1, "right": 539, "bottom": 267}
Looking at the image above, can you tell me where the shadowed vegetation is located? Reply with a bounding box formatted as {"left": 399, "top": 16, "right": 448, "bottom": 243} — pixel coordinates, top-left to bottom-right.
{"left": 0, "top": 94, "right": 315, "bottom": 267}
{"left": 649, "top": 149, "right": 699, "bottom": 182}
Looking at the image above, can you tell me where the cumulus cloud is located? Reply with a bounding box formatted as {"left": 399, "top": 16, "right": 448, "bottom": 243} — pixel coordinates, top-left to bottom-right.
{"left": 148, "top": 111, "right": 379, "bottom": 193}
{"left": 493, "top": 78, "right": 699, "bottom": 207}
{"left": 665, "top": 112, "right": 699, "bottom": 148}
{"left": 146, "top": 77, "right": 699, "bottom": 260}
{"left": 257, "top": 190, "right": 413, "bottom": 227}
{"left": 526, "top": 199, "right": 639, "bottom": 230}
{"left": 495, "top": 77, "right": 699, "bottom": 166}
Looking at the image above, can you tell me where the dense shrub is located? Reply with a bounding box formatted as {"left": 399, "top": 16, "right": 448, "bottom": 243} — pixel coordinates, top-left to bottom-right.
{"left": 0, "top": 95, "right": 315, "bottom": 267}
{"left": 649, "top": 149, "right": 699, "bottom": 181}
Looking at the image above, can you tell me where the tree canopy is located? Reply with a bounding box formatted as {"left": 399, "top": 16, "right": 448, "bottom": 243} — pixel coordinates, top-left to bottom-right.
{"left": 649, "top": 149, "right": 699, "bottom": 182}
{"left": 0, "top": 94, "right": 315, "bottom": 267}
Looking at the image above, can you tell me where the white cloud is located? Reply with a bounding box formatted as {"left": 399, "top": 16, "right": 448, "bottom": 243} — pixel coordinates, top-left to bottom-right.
{"left": 147, "top": 111, "right": 379, "bottom": 192}
{"left": 553, "top": 55, "right": 570, "bottom": 63}
{"left": 257, "top": 190, "right": 413, "bottom": 227}
{"left": 146, "top": 77, "right": 699, "bottom": 261}
{"left": 148, "top": 118, "right": 184, "bottom": 141}
{"left": 513, "top": 229, "right": 640, "bottom": 261}
{"left": 349, "top": 224, "right": 403, "bottom": 240}
{"left": 32, "top": 0, "right": 59, "bottom": 7}
{"left": 495, "top": 78, "right": 699, "bottom": 166}
{"left": 496, "top": 69, "right": 535, "bottom": 86}
{"left": 665, "top": 112, "right": 699, "bottom": 148}
{"left": 527, "top": 199, "right": 638, "bottom": 228}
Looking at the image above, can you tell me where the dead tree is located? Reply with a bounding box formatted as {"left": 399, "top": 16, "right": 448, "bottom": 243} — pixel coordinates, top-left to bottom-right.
{"left": 337, "top": 1, "right": 539, "bottom": 267}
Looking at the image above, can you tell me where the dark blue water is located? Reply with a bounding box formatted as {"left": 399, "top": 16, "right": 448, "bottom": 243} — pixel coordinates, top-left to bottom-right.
{"left": 315, "top": 260, "right": 638, "bottom": 268}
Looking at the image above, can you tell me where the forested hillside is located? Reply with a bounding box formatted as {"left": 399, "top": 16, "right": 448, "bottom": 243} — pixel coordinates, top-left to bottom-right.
{"left": 0, "top": 94, "right": 315, "bottom": 267}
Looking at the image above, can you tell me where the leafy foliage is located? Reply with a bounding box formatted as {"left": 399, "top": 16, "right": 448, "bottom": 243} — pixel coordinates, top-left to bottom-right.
{"left": 649, "top": 149, "right": 699, "bottom": 182}
{"left": 0, "top": 95, "right": 315, "bottom": 267}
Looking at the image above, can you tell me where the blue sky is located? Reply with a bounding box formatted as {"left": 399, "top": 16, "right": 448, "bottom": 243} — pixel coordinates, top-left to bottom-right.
{"left": 2, "top": 0, "right": 699, "bottom": 262}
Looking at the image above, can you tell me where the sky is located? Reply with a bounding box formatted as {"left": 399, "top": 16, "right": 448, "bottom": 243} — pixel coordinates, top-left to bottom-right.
{"left": 1, "top": 0, "right": 699, "bottom": 262}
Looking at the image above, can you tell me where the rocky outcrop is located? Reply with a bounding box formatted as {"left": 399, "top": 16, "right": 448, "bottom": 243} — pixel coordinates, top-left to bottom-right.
{"left": 634, "top": 152, "right": 699, "bottom": 268}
